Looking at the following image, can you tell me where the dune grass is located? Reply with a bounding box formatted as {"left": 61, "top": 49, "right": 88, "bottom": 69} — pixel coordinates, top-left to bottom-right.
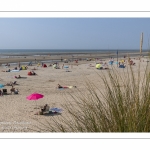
{"left": 34, "top": 57, "right": 150, "bottom": 132}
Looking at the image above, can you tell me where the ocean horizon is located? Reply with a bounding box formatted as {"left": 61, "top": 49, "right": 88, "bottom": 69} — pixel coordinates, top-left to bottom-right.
{"left": 0, "top": 49, "right": 149, "bottom": 55}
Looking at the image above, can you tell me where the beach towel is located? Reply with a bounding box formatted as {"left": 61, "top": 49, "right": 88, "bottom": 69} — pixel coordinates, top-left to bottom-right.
{"left": 49, "top": 108, "right": 63, "bottom": 113}
{"left": 10, "top": 70, "right": 20, "bottom": 72}
{"left": 119, "top": 65, "right": 125, "bottom": 68}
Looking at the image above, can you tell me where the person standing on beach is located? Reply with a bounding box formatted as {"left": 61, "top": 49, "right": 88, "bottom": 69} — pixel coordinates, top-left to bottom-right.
{"left": 18, "top": 62, "right": 20, "bottom": 68}
{"left": 62, "top": 64, "right": 64, "bottom": 69}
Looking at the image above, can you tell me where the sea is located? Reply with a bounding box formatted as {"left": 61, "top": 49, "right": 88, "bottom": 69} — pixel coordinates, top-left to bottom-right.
{"left": 0, "top": 49, "right": 149, "bottom": 56}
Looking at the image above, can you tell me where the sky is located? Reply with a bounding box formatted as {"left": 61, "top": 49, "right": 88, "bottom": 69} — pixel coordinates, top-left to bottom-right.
{"left": 0, "top": 18, "right": 150, "bottom": 50}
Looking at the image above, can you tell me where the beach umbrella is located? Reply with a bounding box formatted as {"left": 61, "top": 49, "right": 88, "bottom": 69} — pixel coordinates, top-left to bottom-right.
{"left": 26, "top": 93, "right": 44, "bottom": 100}
{"left": 26, "top": 93, "right": 44, "bottom": 108}
{"left": 96, "top": 64, "right": 101, "bottom": 69}
{"left": 0, "top": 84, "right": 4, "bottom": 88}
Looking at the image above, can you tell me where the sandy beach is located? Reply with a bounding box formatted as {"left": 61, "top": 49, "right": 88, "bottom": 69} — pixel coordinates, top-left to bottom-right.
{"left": 0, "top": 53, "right": 149, "bottom": 132}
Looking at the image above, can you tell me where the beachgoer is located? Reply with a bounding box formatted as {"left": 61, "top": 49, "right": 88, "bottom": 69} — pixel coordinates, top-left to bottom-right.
{"left": 14, "top": 76, "right": 18, "bottom": 79}
{"left": 62, "top": 64, "right": 64, "bottom": 69}
{"left": 32, "top": 67, "right": 36, "bottom": 70}
{"left": 14, "top": 89, "right": 19, "bottom": 94}
{"left": 34, "top": 109, "right": 44, "bottom": 115}
{"left": 6, "top": 81, "right": 13, "bottom": 86}
{"left": 58, "top": 84, "right": 63, "bottom": 88}
{"left": 42, "top": 104, "right": 49, "bottom": 112}
{"left": 10, "top": 86, "right": 15, "bottom": 94}
{"left": 0, "top": 90, "right": 3, "bottom": 96}
{"left": 28, "top": 71, "right": 32, "bottom": 75}
{"left": 18, "top": 75, "right": 21, "bottom": 78}
{"left": 18, "top": 62, "right": 20, "bottom": 68}
{"left": 6, "top": 69, "right": 11, "bottom": 72}
{"left": 32, "top": 70, "right": 36, "bottom": 75}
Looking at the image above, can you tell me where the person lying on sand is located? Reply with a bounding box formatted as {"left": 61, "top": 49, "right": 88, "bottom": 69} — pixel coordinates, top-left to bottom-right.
{"left": 6, "top": 81, "right": 17, "bottom": 86}
{"left": 6, "top": 82, "right": 12, "bottom": 86}
{"left": 57, "top": 84, "right": 77, "bottom": 89}
{"left": 31, "top": 70, "right": 37, "bottom": 75}
{"left": 10, "top": 86, "right": 15, "bottom": 94}
{"left": 58, "top": 84, "right": 63, "bottom": 88}
{"left": 15, "top": 75, "right": 21, "bottom": 79}
{"left": 2, "top": 69, "right": 11, "bottom": 72}
{"left": 28, "top": 71, "right": 37, "bottom": 75}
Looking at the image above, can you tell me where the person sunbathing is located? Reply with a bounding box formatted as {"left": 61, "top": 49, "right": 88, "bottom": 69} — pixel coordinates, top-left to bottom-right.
{"left": 14, "top": 89, "right": 19, "bottom": 94}
{"left": 2, "top": 69, "right": 11, "bottom": 72}
{"left": 31, "top": 71, "right": 37, "bottom": 75}
{"left": 15, "top": 75, "right": 21, "bottom": 79}
{"left": 18, "top": 75, "right": 21, "bottom": 78}
{"left": 57, "top": 84, "right": 77, "bottom": 89}
{"left": 58, "top": 84, "right": 63, "bottom": 88}
{"left": 6, "top": 82, "right": 13, "bottom": 86}
{"left": 10, "top": 86, "right": 15, "bottom": 94}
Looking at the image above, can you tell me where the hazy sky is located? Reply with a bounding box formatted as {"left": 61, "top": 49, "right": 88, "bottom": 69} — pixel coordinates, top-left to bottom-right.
{"left": 0, "top": 18, "right": 150, "bottom": 50}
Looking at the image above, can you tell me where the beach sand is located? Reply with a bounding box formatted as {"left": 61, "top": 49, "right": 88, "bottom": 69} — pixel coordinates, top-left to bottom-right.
{"left": 0, "top": 54, "right": 149, "bottom": 132}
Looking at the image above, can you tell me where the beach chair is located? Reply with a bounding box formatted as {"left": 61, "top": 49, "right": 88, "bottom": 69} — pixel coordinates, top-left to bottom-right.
{"left": 2, "top": 89, "right": 7, "bottom": 95}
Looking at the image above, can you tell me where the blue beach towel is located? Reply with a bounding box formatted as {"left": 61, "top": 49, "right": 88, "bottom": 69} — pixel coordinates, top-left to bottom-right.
{"left": 119, "top": 65, "right": 125, "bottom": 68}
{"left": 49, "top": 108, "right": 63, "bottom": 112}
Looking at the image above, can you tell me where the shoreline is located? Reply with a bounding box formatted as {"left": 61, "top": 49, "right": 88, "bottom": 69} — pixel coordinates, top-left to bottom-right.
{"left": 0, "top": 51, "right": 149, "bottom": 65}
